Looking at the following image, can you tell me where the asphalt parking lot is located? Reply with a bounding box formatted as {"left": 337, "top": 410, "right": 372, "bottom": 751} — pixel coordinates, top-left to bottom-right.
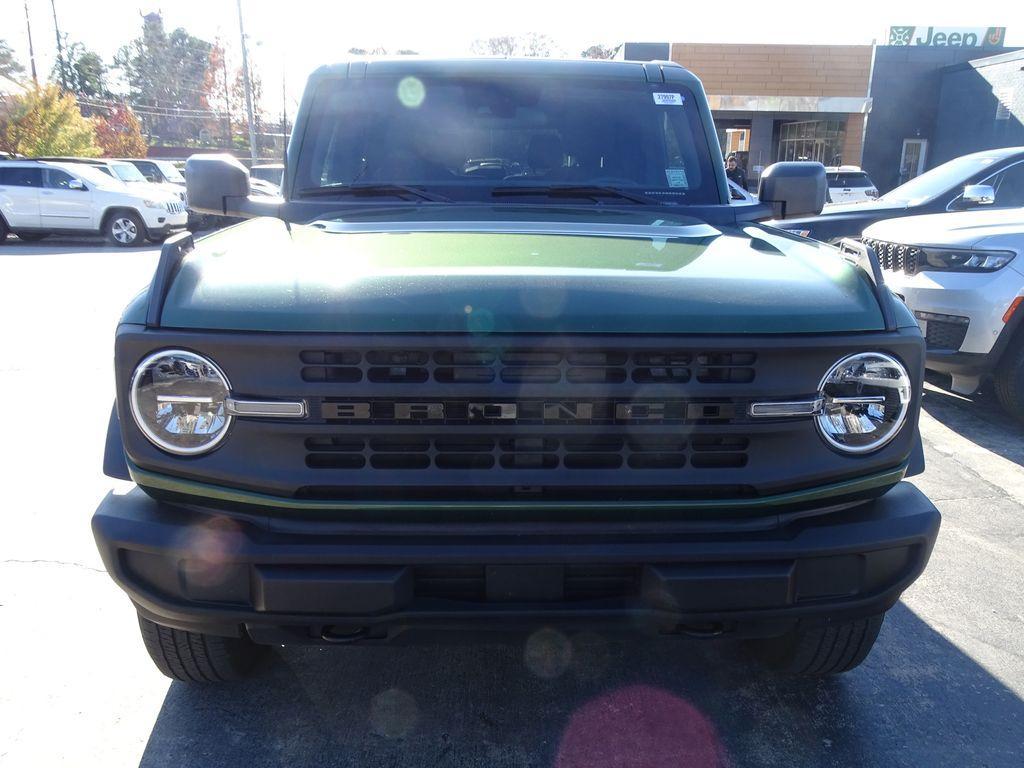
{"left": 1, "top": 235, "right": 1023, "bottom": 767}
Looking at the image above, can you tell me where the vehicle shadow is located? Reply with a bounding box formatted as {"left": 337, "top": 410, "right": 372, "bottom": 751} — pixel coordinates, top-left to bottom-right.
{"left": 921, "top": 372, "right": 1024, "bottom": 469}
{"left": 138, "top": 603, "right": 1023, "bottom": 768}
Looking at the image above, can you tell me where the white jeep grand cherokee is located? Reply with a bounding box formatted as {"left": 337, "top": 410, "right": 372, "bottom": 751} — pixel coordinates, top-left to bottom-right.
{"left": 0, "top": 159, "right": 187, "bottom": 246}
{"left": 863, "top": 207, "right": 1024, "bottom": 420}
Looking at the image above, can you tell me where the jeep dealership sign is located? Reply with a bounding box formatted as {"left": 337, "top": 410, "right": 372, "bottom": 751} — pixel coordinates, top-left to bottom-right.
{"left": 887, "top": 26, "right": 1006, "bottom": 48}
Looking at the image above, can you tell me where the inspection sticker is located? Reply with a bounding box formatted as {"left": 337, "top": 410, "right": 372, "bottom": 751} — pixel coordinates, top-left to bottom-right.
{"left": 665, "top": 168, "right": 688, "bottom": 187}
{"left": 653, "top": 92, "right": 684, "bottom": 106}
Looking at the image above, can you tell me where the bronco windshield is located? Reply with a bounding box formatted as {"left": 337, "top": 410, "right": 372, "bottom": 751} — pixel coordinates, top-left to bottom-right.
{"left": 295, "top": 73, "right": 720, "bottom": 204}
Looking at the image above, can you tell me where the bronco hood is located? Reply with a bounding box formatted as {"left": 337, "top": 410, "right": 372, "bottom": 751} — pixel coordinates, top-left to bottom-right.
{"left": 144, "top": 217, "right": 886, "bottom": 334}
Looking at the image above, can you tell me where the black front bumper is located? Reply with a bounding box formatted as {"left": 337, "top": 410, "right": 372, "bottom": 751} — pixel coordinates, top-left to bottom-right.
{"left": 92, "top": 483, "right": 940, "bottom": 645}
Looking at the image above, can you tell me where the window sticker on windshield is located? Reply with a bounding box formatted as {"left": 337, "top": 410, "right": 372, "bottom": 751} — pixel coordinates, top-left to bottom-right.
{"left": 653, "top": 92, "right": 684, "bottom": 106}
{"left": 665, "top": 168, "right": 688, "bottom": 187}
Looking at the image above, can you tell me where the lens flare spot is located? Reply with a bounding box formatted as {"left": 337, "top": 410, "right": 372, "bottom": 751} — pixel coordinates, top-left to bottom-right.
{"left": 369, "top": 688, "right": 419, "bottom": 739}
{"left": 177, "top": 517, "right": 243, "bottom": 588}
{"left": 524, "top": 627, "right": 572, "bottom": 679}
{"left": 555, "top": 685, "right": 729, "bottom": 768}
{"left": 397, "top": 76, "right": 426, "bottom": 108}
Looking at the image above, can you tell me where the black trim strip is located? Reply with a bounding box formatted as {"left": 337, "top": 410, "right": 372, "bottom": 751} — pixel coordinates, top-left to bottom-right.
{"left": 839, "top": 238, "right": 897, "bottom": 332}
{"left": 145, "top": 231, "right": 194, "bottom": 328}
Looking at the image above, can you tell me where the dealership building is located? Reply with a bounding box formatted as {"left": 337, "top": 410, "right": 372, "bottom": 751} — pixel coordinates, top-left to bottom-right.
{"left": 623, "top": 28, "right": 1023, "bottom": 192}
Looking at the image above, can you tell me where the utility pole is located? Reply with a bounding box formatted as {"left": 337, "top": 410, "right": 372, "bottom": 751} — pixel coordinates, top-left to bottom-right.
{"left": 50, "top": 0, "right": 67, "bottom": 90}
{"left": 236, "top": 0, "right": 258, "bottom": 165}
{"left": 23, "top": 0, "right": 38, "bottom": 86}
{"left": 281, "top": 60, "right": 287, "bottom": 143}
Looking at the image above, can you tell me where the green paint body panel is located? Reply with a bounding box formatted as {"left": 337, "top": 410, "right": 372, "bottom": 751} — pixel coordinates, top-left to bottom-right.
{"left": 128, "top": 459, "right": 908, "bottom": 515}
{"left": 155, "top": 217, "right": 886, "bottom": 334}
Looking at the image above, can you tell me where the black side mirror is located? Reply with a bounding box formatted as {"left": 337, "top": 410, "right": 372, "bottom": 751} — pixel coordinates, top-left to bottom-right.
{"left": 185, "top": 154, "right": 253, "bottom": 216}
{"left": 758, "top": 162, "right": 827, "bottom": 219}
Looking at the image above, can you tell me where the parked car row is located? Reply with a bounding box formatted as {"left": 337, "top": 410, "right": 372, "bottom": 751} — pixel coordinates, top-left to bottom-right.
{"left": 0, "top": 158, "right": 187, "bottom": 246}
{"left": 771, "top": 147, "right": 1024, "bottom": 422}
{"left": 0, "top": 155, "right": 284, "bottom": 245}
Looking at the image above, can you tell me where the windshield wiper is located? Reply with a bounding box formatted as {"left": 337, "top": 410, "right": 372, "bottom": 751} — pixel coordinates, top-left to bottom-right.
{"left": 296, "top": 183, "right": 453, "bottom": 203}
{"left": 491, "top": 185, "right": 658, "bottom": 205}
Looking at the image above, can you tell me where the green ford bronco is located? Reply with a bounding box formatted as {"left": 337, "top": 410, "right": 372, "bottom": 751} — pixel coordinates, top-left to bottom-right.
{"left": 93, "top": 58, "right": 940, "bottom": 681}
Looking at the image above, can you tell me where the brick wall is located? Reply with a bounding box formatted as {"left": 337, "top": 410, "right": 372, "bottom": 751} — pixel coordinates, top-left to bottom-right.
{"left": 670, "top": 44, "right": 872, "bottom": 98}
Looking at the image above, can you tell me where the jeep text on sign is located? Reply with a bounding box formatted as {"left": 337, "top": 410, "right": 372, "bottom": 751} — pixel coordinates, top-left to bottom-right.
{"left": 887, "top": 26, "right": 1005, "bottom": 48}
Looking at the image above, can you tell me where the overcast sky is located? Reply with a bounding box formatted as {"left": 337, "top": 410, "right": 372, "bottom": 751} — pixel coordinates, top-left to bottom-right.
{"left": 6, "top": 0, "right": 1024, "bottom": 117}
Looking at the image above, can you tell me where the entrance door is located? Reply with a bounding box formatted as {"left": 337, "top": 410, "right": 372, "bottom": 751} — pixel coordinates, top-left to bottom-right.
{"left": 899, "top": 139, "right": 928, "bottom": 185}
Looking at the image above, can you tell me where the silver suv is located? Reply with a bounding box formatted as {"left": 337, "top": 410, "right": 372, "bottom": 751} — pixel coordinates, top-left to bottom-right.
{"left": 864, "top": 207, "right": 1024, "bottom": 420}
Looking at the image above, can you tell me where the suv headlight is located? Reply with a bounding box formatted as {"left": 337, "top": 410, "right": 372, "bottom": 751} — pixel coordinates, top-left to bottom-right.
{"left": 129, "top": 350, "right": 232, "bottom": 455}
{"left": 816, "top": 352, "right": 912, "bottom": 454}
{"left": 921, "top": 248, "right": 1015, "bottom": 272}
{"left": 142, "top": 199, "right": 165, "bottom": 209}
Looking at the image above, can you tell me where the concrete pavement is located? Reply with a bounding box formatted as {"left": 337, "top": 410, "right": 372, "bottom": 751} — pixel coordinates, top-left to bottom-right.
{"left": 1, "top": 238, "right": 1022, "bottom": 767}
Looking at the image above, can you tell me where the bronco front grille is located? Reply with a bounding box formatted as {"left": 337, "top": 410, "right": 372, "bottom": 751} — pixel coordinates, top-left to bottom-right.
{"left": 862, "top": 238, "right": 922, "bottom": 275}
{"left": 118, "top": 330, "right": 924, "bottom": 505}
{"left": 300, "top": 348, "right": 756, "bottom": 386}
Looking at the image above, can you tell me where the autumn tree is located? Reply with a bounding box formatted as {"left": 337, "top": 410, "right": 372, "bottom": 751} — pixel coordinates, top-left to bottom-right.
{"left": 0, "top": 84, "right": 99, "bottom": 156}
{"left": 203, "top": 41, "right": 232, "bottom": 144}
{"left": 94, "top": 104, "right": 147, "bottom": 157}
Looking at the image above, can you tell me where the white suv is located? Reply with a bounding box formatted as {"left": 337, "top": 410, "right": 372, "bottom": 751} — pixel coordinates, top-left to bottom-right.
{"left": 0, "top": 160, "right": 187, "bottom": 246}
{"left": 824, "top": 166, "right": 879, "bottom": 206}
{"left": 862, "top": 207, "right": 1024, "bottom": 420}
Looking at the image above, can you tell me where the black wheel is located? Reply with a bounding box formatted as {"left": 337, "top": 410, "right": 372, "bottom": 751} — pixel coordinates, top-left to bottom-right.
{"left": 15, "top": 232, "right": 48, "bottom": 242}
{"left": 0, "top": 217, "right": 8, "bottom": 244}
{"left": 105, "top": 211, "right": 146, "bottom": 247}
{"left": 994, "top": 334, "right": 1024, "bottom": 423}
{"left": 750, "top": 613, "right": 884, "bottom": 676}
{"left": 138, "top": 615, "right": 263, "bottom": 682}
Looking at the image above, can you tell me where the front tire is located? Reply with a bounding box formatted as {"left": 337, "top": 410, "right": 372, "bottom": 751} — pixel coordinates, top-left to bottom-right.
{"left": 138, "top": 615, "right": 263, "bottom": 682}
{"left": 105, "top": 211, "right": 146, "bottom": 247}
{"left": 750, "top": 613, "right": 884, "bottom": 676}
{"left": 994, "top": 334, "right": 1024, "bottom": 424}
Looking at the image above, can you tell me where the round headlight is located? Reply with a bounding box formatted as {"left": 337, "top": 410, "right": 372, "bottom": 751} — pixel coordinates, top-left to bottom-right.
{"left": 130, "top": 350, "right": 232, "bottom": 455}
{"left": 816, "top": 352, "right": 912, "bottom": 454}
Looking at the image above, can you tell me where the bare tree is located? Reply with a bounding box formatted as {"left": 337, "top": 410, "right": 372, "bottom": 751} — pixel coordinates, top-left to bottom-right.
{"left": 581, "top": 44, "right": 620, "bottom": 60}
{"left": 472, "top": 36, "right": 517, "bottom": 56}
{"left": 472, "top": 34, "right": 556, "bottom": 57}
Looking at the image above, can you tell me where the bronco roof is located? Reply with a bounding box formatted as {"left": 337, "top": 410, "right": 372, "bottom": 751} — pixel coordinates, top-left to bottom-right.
{"left": 308, "top": 57, "right": 700, "bottom": 86}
